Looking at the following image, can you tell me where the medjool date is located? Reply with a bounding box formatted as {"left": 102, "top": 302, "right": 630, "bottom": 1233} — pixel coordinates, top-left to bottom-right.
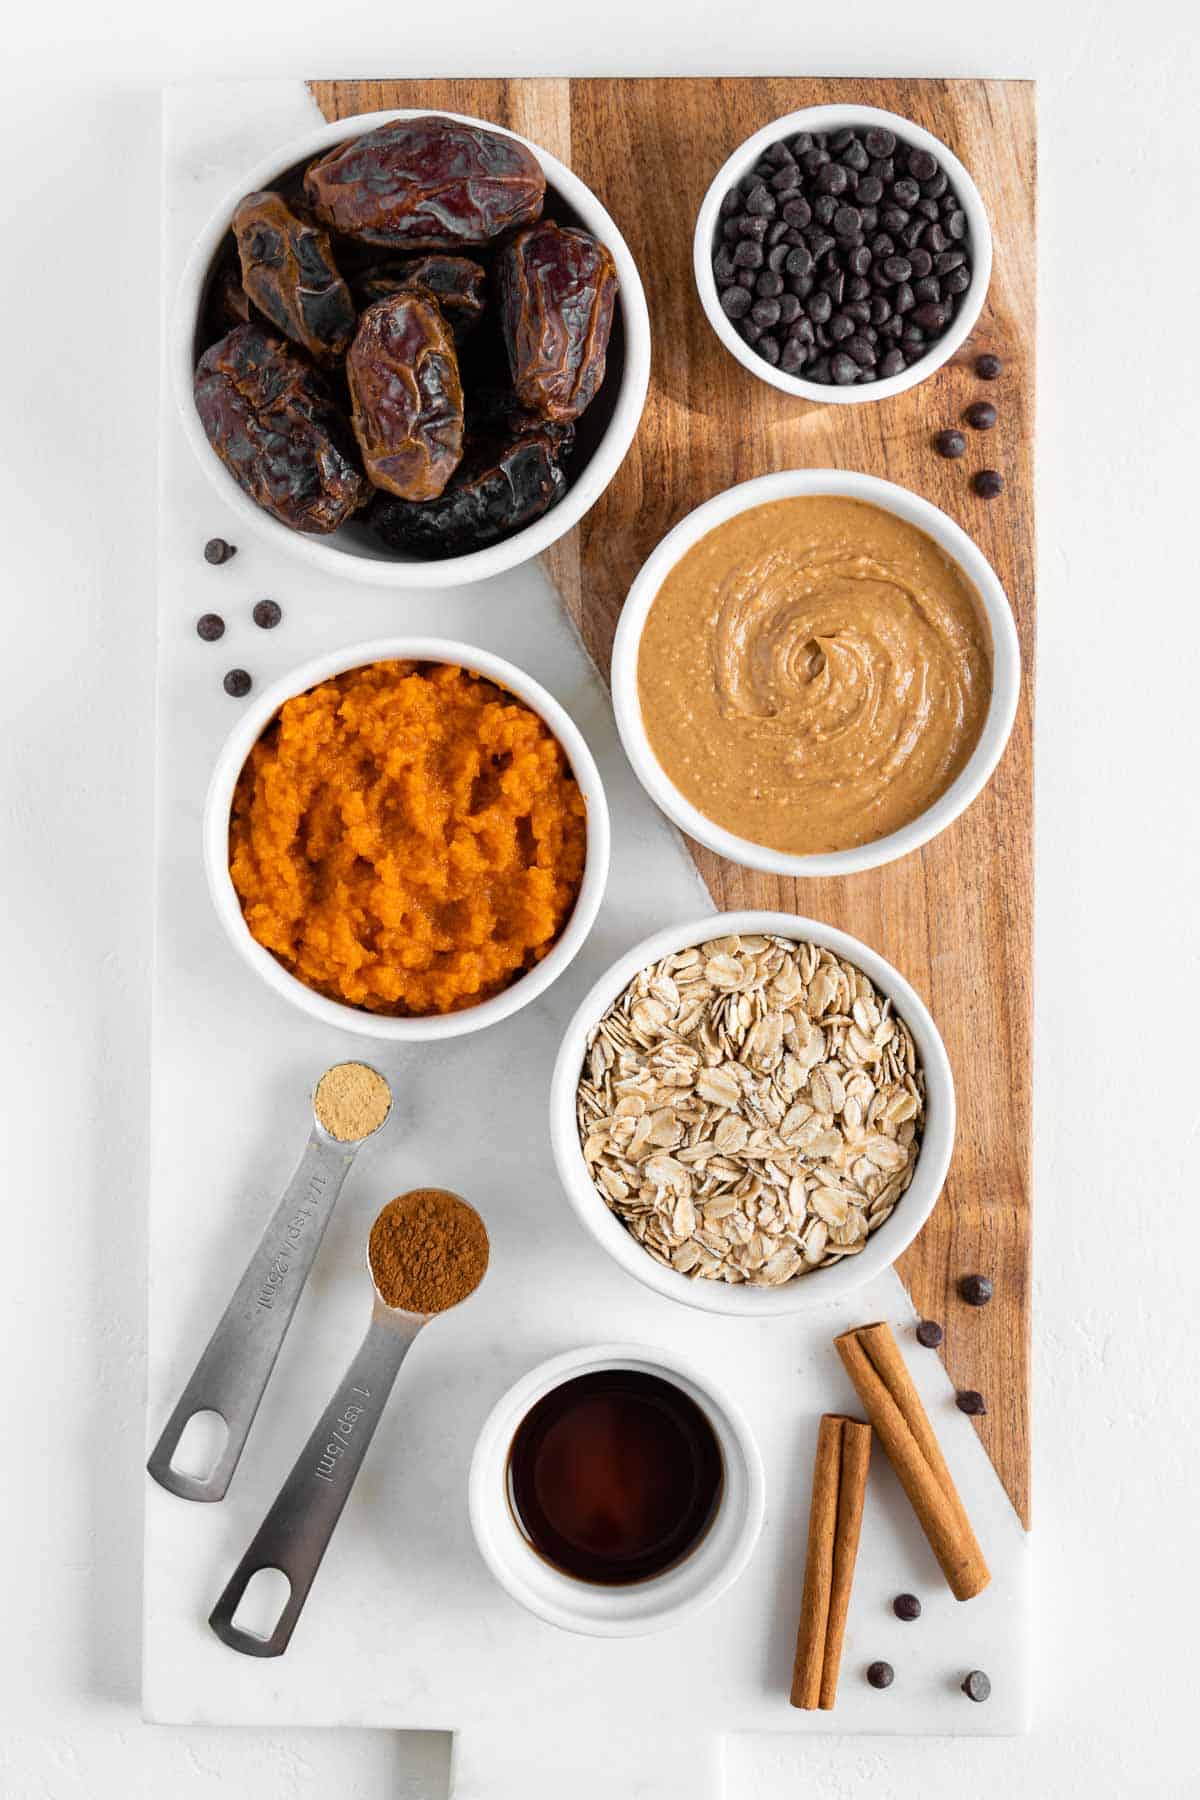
{"left": 497, "top": 222, "right": 618, "bottom": 422}
{"left": 369, "top": 430, "right": 567, "bottom": 559}
{"left": 346, "top": 291, "right": 464, "bottom": 501}
{"left": 350, "top": 256, "right": 487, "bottom": 343}
{"left": 303, "top": 115, "right": 545, "bottom": 250}
{"left": 194, "top": 324, "right": 368, "bottom": 534}
{"left": 232, "top": 191, "right": 355, "bottom": 363}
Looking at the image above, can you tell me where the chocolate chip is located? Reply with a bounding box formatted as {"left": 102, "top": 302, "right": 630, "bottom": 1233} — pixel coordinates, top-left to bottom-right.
{"left": 915, "top": 1319, "right": 944, "bottom": 1347}
{"left": 893, "top": 1593, "right": 922, "bottom": 1621}
{"left": 956, "top": 1389, "right": 987, "bottom": 1416}
{"left": 973, "top": 469, "right": 1005, "bottom": 499}
{"left": 960, "top": 1274, "right": 994, "bottom": 1306}
{"left": 817, "top": 161, "right": 849, "bottom": 196}
{"left": 713, "top": 126, "right": 972, "bottom": 385}
{"left": 867, "top": 1661, "right": 895, "bottom": 1689}
{"left": 935, "top": 429, "right": 967, "bottom": 459}
{"left": 976, "top": 352, "right": 1003, "bottom": 380}
{"left": 223, "top": 669, "right": 252, "bottom": 698}
{"left": 721, "top": 285, "right": 752, "bottom": 320}
{"left": 204, "top": 537, "right": 236, "bottom": 565}
{"left": 196, "top": 613, "right": 225, "bottom": 642}
{"left": 758, "top": 334, "right": 781, "bottom": 365}
{"left": 252, "top": 599, "right": 282, "bottom": 630}
{"left": 965, "top": 400, "right": 998, "bottom": 430}
{"left": 751, "top": 297, "right": 782, "bottom": 328}
{"left": 961, "top": 1670, "right": 992, "bottom": 1703}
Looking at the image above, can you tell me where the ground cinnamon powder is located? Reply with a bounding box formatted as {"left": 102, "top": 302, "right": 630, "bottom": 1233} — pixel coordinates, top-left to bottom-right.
{"left": 368, "top": 1189, "right": 489, "bottom": 1314}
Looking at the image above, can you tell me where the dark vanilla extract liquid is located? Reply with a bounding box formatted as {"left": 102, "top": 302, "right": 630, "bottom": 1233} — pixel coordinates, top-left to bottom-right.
{"left": 507, "top": 1369, "right": 724, "bottom": 1585}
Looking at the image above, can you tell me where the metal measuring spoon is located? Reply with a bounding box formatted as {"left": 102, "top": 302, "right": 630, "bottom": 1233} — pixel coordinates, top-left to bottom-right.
{"left": 147, "top": 1063, "right": 392, "bottom": 1504}
{"left": 209, "top": 1188, "right": 488, "bottom": 1658}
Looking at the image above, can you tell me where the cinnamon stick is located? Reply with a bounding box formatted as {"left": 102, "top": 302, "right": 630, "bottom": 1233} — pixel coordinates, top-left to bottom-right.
{"left": 835, "top": 1322, "right": 990, "bottom": 1602}
{"left": 790, "top": 1414, "right": 872, "bottom": 1710}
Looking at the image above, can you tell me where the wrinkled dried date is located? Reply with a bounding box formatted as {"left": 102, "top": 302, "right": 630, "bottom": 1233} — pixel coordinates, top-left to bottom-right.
{"left": 369, "top": 429, "right": 567, "bottom": 558}
{"left": 346, "top": 291, "right": 464, "bottom": 500}
{"left": 498, "top": 221, "right": 618, "bottom": 422}
{"left": 232, "top": 190, "right": 356, "bottom": 362}
{"left": 350, "top": 255, "right": 487, "bottom": 343}
{"left": 211, "top": 261, "right": 252, "bottom": 333}
{"left": 194, "top": 324, "right": 368, "bottom": 533}
{"left": 304, "top": 115, "right": 545, "bottom": 250}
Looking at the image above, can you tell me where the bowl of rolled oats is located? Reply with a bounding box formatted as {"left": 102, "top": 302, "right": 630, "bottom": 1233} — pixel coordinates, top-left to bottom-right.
{"left": 550, "top": 912, "right": 954, "bottom": 1314}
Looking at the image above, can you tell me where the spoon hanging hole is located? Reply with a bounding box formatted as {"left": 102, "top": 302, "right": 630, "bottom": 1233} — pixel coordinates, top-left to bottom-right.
{"left": 231, "top": 1567, "right": 291, "bottom": 1640}
{"left": 168, "top": 1409, "right": 229, "bottom": 1483}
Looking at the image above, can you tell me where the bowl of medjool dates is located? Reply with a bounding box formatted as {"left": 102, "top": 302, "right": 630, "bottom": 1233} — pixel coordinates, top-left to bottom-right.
{"left": 693, "top": 106, "right": 991, "bottom": 404}
{"left": 175, "top": 111, "right": 651, "bottom": 585}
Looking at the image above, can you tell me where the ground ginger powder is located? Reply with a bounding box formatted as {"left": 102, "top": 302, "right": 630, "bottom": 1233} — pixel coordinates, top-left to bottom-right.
{"left": 313, "top": 1062, "right": 391, "bottom": 1142}
{"left": 228, "top": 661, "right": 587, "bottom": 1015}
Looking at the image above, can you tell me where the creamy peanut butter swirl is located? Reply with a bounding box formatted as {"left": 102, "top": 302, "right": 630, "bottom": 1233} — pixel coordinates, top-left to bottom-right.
{"left": 637, "top": 497, "right": 992, "bottom": 856}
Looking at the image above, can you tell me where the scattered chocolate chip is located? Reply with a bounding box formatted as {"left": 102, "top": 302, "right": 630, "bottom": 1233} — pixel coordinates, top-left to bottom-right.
{"left": 252, "top": 599, "right": 282, "bottom": 630}
{"left": 961, "top": 1670, "right": 992, "bottom": 1703}
{"left": 964, "top": 400, "right": 998, "bottom": 430}
{"left": 956, "top": 1389, "right": 987, "bottom": 1416}
{"left": 934, "top": 428, "right": 966, "bottom": 459}
{"left": 975, "top": 353, "right": 1003, "bottom": 380}
{"left": 223, "top": 668, "right": 252, "bottom": 698}
{"left": 893, "top": 1593, "right": 922, "bottom": 1621}
{"left": 960, "top": 1274, "right": 994, "bottom": 1307}
{"left": 867, "top": 1661, "right": 895, "bottom": 1689}
{"left": 973, "top": 469, "right": 1005, "bottom": 499}
{"left": 916, "top": 1319, "right": 944, "bottom": 1348}
{"left": 196, "top": 613, "right": 225, "bottom": 642}
{"left": 204, "top": 537, "right": 236, "bottom": 565}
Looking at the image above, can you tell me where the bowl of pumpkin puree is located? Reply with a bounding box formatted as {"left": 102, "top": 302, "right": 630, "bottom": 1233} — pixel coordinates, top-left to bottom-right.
{"left": 204, "top": 641, "right": 609, "bottom": 1039}
{"left": 612, "top": 470, "right": 1020, "bottom": 877}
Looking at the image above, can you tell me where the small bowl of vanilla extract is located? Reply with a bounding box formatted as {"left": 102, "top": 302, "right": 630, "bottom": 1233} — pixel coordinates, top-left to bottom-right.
{"left": 468, "top": 1344, "right": 765, "bottom": 1636}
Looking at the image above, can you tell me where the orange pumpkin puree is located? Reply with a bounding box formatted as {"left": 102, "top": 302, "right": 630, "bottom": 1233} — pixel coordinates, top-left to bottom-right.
{"left": 228, "top": 661, "right": 587, "bottom": 1015}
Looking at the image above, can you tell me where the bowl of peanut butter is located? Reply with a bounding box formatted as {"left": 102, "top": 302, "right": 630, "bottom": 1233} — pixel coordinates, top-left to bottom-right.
{"left": 611, "top": 470, "right": 1019, "bottom": 876}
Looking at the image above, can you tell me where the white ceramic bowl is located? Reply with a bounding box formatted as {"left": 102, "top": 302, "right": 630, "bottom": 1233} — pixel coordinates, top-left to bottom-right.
{"left": 694, "top": 104, "right": 992, "bottom": 404}
{"left": 611, "top": 468, "right": 1019, "bottom": 878}
{"left": 203, "top": 637, "right": 610, "bottom": 1041}
{"left": 173, "top": 109, "right": 651, "bottom": 587}
{"left": 468, "top": 1342, "right": 765, "bottom": 1636}
{"left": 549, "top": 911, "right": 955, "bottom": 1317}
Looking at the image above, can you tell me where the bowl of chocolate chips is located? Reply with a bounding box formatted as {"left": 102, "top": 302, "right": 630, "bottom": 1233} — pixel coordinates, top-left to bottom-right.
{"left": 173, "top": 110, "right": 651, "bottom": 586}
{"left": 694, "top": 105, "right": 991, "bottom": 403}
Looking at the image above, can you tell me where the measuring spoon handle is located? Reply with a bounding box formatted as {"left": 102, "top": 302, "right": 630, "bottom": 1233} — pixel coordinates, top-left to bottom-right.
{"left": 147, "top": 1130, "right": 358, "bottom": 1502}
{"left": 209, "top": 1308, "right": 422, "bottom": 1657}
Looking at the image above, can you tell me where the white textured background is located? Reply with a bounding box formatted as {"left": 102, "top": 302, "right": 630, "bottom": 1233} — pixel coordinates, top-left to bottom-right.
{"left": 1, "top": 3, "right": 1196, "bottom": 1796}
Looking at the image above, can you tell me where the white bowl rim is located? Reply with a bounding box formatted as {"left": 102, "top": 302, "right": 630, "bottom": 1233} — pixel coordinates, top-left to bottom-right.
{"left": 467, "top": 1340, "right": 766, "bottom": 1636}
{"left": 202, "top": 636, "right": 610, "bottom": 1041}
{"left": 610, "top": 467, "right": 1020, "bottom": 878}
{"left": 549, "top": 909, "right": 955, "bottom": 1316}
{"left": 693, "top": 102, "right": 993, "bottom": 404}
{"left": 172, "top": 107, "right": 651, "bottom": 588}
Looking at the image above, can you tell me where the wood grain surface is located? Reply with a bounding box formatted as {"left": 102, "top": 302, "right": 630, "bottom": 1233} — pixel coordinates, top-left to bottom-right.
{"left": 311, "top": 77, "right": 1036, "bottom": 1527}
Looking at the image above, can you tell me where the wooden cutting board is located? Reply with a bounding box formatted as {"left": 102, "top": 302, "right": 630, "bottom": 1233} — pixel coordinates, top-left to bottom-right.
{"left": 311, "top": 77, "right": 1036, "bottom": 1529}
